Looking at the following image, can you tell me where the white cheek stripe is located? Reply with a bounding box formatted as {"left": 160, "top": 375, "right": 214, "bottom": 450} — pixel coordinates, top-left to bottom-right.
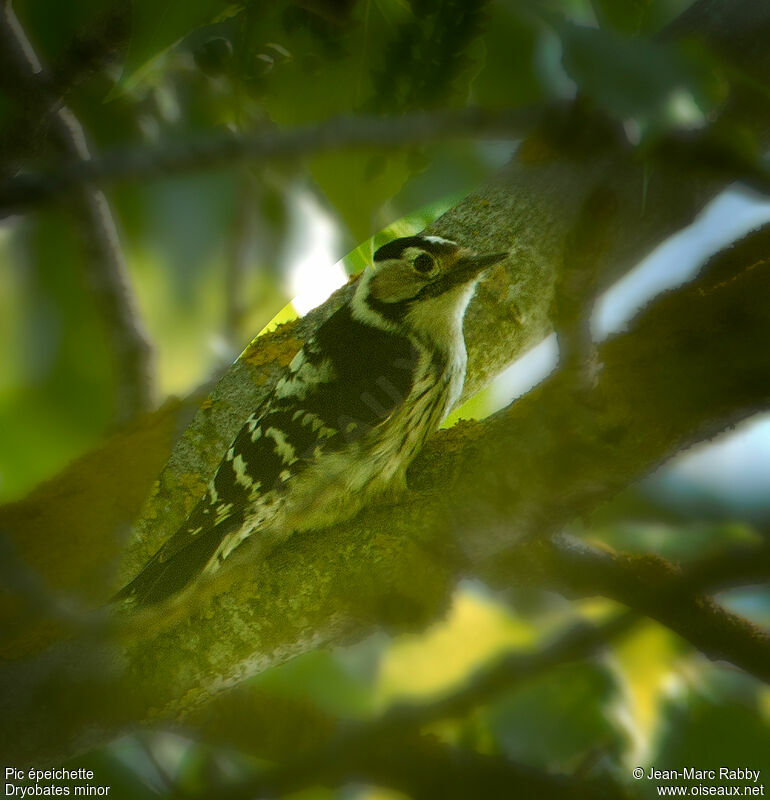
{"left": 423, "top": 235, "right": 456, "bottom": 246}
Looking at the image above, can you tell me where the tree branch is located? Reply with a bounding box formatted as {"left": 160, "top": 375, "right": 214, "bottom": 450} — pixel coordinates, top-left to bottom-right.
{"left": 313, "top": 734, "right": 631, "bottom": 800}
{"left": 0, "top": 3, "right": 129, "bottom": 180}
{"left": 178, "top": 537, "right": 766, "bottom": 789}
{"left": 0, "top": 1, "right": 155, "bottom": 423}
{"left": 479, "top": 535, "right": 770, "bottom": 681}
{"left": 0, "top": 106, "right": 545, "bottom": 214}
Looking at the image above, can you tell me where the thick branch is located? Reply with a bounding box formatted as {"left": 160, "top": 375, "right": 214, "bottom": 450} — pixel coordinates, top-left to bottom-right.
{"left": 0, "top": 1, "right": 155, "bottom": 423}
{"left": 185, "top": 541, "right": 767, "bottom": 773}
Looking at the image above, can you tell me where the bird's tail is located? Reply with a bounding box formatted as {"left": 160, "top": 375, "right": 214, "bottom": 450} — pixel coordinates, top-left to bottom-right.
{"left": 113, "top": 514, "right": 239, "bottom": 608}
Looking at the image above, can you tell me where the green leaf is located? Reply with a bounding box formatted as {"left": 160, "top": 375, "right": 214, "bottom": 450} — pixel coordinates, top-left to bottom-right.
{"left": 558, "top": 21, "right": 717, "bottom": 123}
{"left": 470, "top": 4, "right": 543, "bottom": 108}
{"left": 248, "top": 2, "right": 413, "bottom": 237}
{"left": 645, "top": 669, "right": 770, "bottom": 798}
{"left": 612, "top": 622, "right": 686, "bottom": 764}
{"left": 249, "top": 650, "right": 374, "bottom": 718}
{"left": 484, "top": 659, "right": 631, "bottom": 770}
{"left": 591, "top": 0, "right": 693, "bottom": 35}
{"left": 591, "top": 0, "right": 653, "bottom": 35}
{"left": 115, "top": 0, "right": 228, "bottom": 95}
{"left": 253, "top": 0, "right": 485, "bottom": 238}
{"left": 311, "top": 151, "right": 414, "bottom": 241}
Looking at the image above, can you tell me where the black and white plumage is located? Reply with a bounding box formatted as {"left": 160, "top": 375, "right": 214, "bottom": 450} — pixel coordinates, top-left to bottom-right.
{"left": 117, "top": 235, "right": 507, "bottom": 606}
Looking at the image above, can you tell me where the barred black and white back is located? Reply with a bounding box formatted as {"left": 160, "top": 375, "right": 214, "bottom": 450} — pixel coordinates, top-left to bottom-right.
{"left": 116, "top": 235, "right": 507, "bottom": 606}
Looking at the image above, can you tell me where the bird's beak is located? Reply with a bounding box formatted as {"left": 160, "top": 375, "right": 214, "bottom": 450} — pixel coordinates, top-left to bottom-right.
{"left": 453, "top": 250, "right": 508, "bottom": 284}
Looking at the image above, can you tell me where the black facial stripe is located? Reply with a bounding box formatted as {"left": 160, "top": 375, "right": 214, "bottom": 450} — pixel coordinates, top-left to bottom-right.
{"left": 413, "top": 261, "right": 478, "bottom": 301}
{"left": 413, "top": 279, "right": 449, "bottom": 301}
{"left": 366, "top": 275, "right": 462, "bottom": 312}
{"left": 373, "top": 236, "right": 424, "bottom": 262}
{"left": 365, "top": 294, "right": 411, "bottom": 323}
{"left": 373, "top": 235, "right": 456, "bottom": 262}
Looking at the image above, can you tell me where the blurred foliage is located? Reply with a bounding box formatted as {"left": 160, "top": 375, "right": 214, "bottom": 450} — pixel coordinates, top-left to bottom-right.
{"left": 1, "top": 0, "right": 769, "bottom": 797}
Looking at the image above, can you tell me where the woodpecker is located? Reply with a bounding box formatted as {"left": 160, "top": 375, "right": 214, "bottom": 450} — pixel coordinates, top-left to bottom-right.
{"left": 117, "top": 235, "right": 507, "bottom": 606}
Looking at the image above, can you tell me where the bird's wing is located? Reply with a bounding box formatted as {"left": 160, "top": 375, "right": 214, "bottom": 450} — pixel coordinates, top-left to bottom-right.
{"left": 115, "top": 304, "right": 420, "bottom": 606}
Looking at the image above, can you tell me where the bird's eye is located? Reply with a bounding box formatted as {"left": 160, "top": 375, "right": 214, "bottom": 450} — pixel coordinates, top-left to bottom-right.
{"left": 413, "top": 253, "right": 436, "bottom": 274}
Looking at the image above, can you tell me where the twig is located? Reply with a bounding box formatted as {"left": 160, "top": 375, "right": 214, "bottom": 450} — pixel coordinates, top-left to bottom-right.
{"left": 551, "top": 180, "right": 619, "bottom": 389}
{"left": 347, "top": 734, "right": 631, "bottom": 800}
{"left": 0, "top": 106, "right": 542, "bottom": 214}
{"left": 0, "top": 3, "right": 129, "bottom": 179}
{"left": 0, "top": 1, "right": 155, "bottom": 423}
{"left": 679, "top": 532, "right": 770, "bottom": 592}
{"left": 480, "top": 534, "right": 770, "bottom": 682}
{"left": 218, "top": 613, "right": 635, "bottom": 799}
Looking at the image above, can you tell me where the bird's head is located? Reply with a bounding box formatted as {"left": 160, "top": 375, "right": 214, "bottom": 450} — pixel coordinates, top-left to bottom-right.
{"left": 352, "top": 235, "right": 508, "bottom": 348}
